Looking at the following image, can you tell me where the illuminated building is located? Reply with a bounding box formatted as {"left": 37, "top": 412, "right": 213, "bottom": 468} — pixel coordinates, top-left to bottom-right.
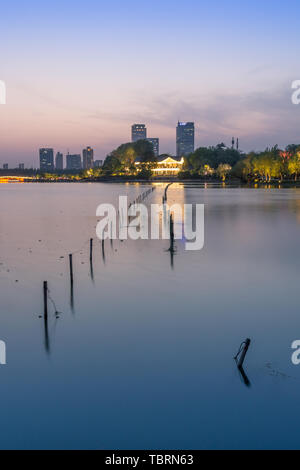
{"left": 135, "top": 155, "right": 184, "bottom": 176}
{"left": 176, "top": 122, "right": 194, "bottom": 156}
{"left": 39, "top": 148, "right": 54, "bottom": 172}
{"left": 83, "top": 147, "right": 94, "bottom": 169}
{"left": 147, "top": 138, "right": 159, "bottom": 157}
{"left": 132, "top": 124, "right": 147, "bottom": 142}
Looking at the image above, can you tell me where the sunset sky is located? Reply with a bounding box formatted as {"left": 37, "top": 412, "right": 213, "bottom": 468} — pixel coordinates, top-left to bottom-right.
{"left": 0, "top": 0, "right": 300, "bottom": 166}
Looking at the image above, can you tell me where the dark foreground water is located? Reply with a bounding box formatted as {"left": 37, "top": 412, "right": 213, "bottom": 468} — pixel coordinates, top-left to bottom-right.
{"left": 1, "top": 182, "right": 300, "bottom": 449}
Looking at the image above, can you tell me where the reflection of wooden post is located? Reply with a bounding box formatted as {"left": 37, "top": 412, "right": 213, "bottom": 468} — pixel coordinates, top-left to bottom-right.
{"left": 237, "top": 339, "right": 251, "bottom": 369}
{"left": 164, "top": 182, "right": 172, "bottom": 202}
{"left": 44, "top": 312, "right": 50, "bottom": 353}
{"left": 43, "top": 281, "right": 48, "bottom": 319}
{"left": 238, "top": 365, "right": 251, "bottom": 387}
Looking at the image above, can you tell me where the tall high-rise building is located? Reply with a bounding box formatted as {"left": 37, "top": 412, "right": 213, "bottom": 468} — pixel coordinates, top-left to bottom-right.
{"left": 3, "top": 164, "right": 8, "bottom": 169}
{"left": 82, "top": 147, "right": 94, "bottom": 169}
{"left": 19, "top": 163, "right": 25, "bottom": 170}
{"left": 176, "top": 122, "right": 195, "bottom": 156}
{"left": 147, "top": 138, "right": 159, "bottom": 157}
{"left": 66, "top": 153, "right": 81, "bottom": 170}
{"left": 39, "top": 148, "right": 54, "bottom": 171}
{"left": 55, "top": 152, "right": 63, "bottom": 170}
{"left": 94, "top": 160, "right": 103, "bottom": 168}
{"left": 132, "top": 124, "right": 147, "bottom": 142}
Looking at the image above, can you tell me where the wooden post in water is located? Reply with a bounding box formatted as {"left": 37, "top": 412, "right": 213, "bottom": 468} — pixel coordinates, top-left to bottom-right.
{"left": 69, "top": 254, "right": 74, "bottom": 310}
{"left": 170, "top": 213, "right": 174, "bottom": 251}
{"left": 237, "top": 338, "right": 251, "bottom": 369}
{"left": 43, "top": 281, "right": 50, "bottom": 353}
{"left": 90, "top": 238, "right": 94, "bottom": 281}
{"left": 90, "top": 238, "right": 93, "bottom": 262}
{"left": 43, "top": 281, "right": 48, "bottom": 319}
{"left": 102, "top": 238, "right": 106, "bottom": 264}
{"left": 69, "top": 254, "right": 74, "bottom": 286}
{"left": 169, "top": 213, "right": 175, "bottom": 269}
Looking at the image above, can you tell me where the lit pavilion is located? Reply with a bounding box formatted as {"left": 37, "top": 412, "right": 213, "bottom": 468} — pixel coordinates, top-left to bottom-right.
{"left": 135, "top": 155, "right": 184, "bottom": 176}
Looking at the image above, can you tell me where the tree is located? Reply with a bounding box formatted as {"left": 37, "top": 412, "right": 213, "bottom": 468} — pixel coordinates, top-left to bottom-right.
{"left": 102, "top": 154, "right": 123, "bottom": 175}
{"left": 217, "top": 164, "right": 231, "bottom": 181}
{"left": 103, "top": 139, "right": 155, "bottom": 175}
{"left": 134, "top": 139, "right": 155, "bottom": 162}
{"left": 288, "top": 152, "right": 300, "bottom": 181}
{"left": 286, "top": 144, "right": 300, "bottom": 156}
{"left": 186, "top": 144, "right": 242, "bottom": 172}
{"left": 232, "top": 155, "right": 253, "bottom": 181}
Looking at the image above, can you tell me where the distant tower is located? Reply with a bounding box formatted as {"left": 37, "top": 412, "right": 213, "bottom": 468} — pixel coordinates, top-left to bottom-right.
{"left": 55, "top": 152, "right": 63, "bottom": 170}
{"left": 66, "top": 153, "right": 82, "bottom": 170}
{"left": 146, "top": 138, "right": 159, "bottom": 157}
{"left": 132, "top": 124, "right": 147, "bottom": 142}
{"left": 82, "top": 146, "right": 94, "bottom": 169}
{"left": 232, "top": 137, "right": 235, "bottom": 149}
{"left": 176, "top": 122, "right": 195, "bottom": 156}
{"left": 236, "top": 138, "right": 239, "bottom": 151}
{"left": 39, "top": 148, "right": 54, "bottom": 172}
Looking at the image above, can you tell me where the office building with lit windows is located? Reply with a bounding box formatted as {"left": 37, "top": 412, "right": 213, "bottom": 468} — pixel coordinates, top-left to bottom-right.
{"left": 176, "top": 122, "right": 194, "bottom": 156}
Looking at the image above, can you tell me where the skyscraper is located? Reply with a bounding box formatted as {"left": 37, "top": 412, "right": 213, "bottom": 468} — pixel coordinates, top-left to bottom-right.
{"left": 55, "top": 152, "right": 63, "bottom": 170}
{"left": 3, "top": 164, "right": 8, "bottom": 170}
{"left": 18, "top": 163, "right": 25, "bottom": 170}
{"left": 66, "top": 153, "right": 82, "bottom": 170}
{"left": 82, "top": 147, "right": 94, "bottom": 169}
{"left": 132, "top": 124, "right": 147, "bottom": 142}
{"left": 39, "top": 148, "right": 54, "bottom": 171}
{"left": 147, "top": 138, "right": 159, "bottom": 157}
{"left": 176, "top": 122, "right": 195, "bottom": 156}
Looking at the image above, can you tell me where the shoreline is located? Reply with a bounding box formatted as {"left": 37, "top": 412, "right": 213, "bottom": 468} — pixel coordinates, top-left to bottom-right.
{"left": 2, "top": 177, "right": 300, "bottom": 188}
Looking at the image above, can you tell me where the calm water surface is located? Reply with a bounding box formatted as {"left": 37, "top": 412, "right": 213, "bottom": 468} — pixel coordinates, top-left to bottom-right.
{"left": 1, "top": 182, "right": 300, "bottom": 449}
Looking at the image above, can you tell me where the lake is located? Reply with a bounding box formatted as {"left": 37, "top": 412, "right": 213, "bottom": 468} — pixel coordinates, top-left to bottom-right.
{"left": 1, "top": 182, "right": 300, "bottom": 449}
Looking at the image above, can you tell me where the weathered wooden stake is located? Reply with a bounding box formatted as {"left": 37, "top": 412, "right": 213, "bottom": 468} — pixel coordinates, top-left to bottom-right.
{"left": 90, "top": 238, "right": 93, "bottom": 262}
{"left": 170, "top": 213, "right": 174, "bottom": 251}
{"left": 69, "top": 254, "right": 74, "bottom": 286}
{"left": 43, "top": 281, "right": 48, "bottom": 319}
{"left": 237, "top": 338, "right": 251, "bottom": 369}
{"left": 102, "top": 238, "right": 106, "bottom": 264}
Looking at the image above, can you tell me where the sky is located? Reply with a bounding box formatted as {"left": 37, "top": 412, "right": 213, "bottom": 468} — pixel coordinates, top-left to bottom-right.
{"left": 0, "top": 0, "right": 300, "bottom": 166}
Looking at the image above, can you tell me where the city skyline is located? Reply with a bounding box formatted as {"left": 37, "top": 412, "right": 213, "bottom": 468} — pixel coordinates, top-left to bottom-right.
{"left": 1, "top": 1, "right": 300, "bottom": 166}
{"left": 6, "top": 122, "right": 191, "bottom": 169}
{"left": 36, "top": 122, "right": 193, "bottom": 170}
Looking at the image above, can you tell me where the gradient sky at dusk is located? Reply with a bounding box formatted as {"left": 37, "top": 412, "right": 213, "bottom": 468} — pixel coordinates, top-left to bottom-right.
{"left": 1, "top": 0, "right": 300, "bottom": 166}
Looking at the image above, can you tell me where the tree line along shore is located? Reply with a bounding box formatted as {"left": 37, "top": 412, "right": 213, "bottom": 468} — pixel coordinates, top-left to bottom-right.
{"left": 2, "top": 141, "right": 300, "bottom": 184}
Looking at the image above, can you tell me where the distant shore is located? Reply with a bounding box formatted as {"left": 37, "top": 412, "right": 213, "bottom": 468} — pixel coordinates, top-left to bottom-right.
{"left": 2, "top": 175, "right": 300, "bottom": 188}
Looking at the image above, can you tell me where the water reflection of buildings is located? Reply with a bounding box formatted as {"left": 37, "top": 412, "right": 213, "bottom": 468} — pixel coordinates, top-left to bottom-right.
{"left": 152, "top": 184, "right": 186, "bottom": 269}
